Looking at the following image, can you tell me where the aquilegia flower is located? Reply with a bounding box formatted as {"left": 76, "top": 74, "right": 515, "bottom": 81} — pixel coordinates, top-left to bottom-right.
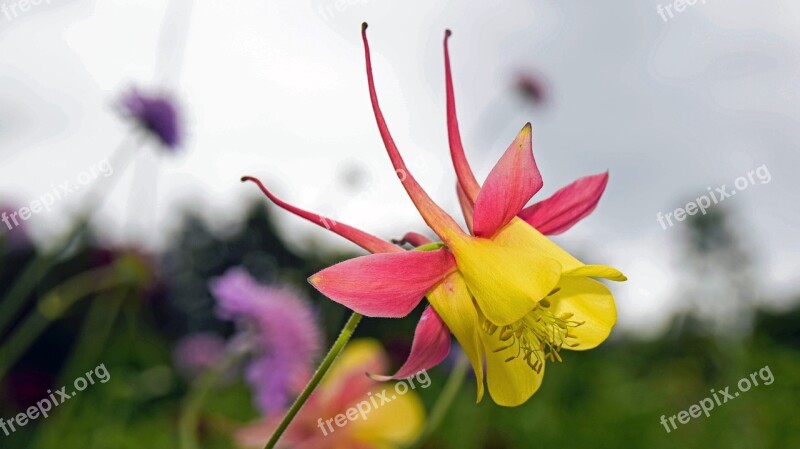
{"left": 119, "top": 87, "right": 181, "bottom": 149}
{"left": 242, "top": 24, "right": 625, "bottom": 407}
{"left": 210, "top": 267, "right": 321, "bottom": 414}
{"left": 236, "top": 339, "right": 424, "bottom": 449}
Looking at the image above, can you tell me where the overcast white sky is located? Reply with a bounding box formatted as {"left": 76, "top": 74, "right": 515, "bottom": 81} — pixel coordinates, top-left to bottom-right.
{"left": 1, "top": 0, "right": 799, "bottom": 336}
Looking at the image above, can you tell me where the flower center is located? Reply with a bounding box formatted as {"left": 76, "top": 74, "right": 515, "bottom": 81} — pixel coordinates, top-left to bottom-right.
{"left": 482, "top": 295, "right": 584, "bottom": 373}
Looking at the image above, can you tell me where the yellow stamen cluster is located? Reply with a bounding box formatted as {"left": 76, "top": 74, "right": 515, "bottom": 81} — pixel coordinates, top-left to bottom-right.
{"left": 482, "top": 297, "right": 584, "bottom": 373}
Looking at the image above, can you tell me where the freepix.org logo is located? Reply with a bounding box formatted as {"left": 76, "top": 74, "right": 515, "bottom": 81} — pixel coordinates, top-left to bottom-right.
{"left": 1, "top": 159, "right": 113, "bottom": 233}
{"left": 1, "top": 0, "right": 53, "bottom": 22}
{"left": 316, "top": 369, "right": 431, "bottom": 436}
{"left": 1, "top": 363, "right": 111, "bottom": 437}
{"left": 656, "top": 164, "right": 771, "bottom": 230}
{"left": 659, "top": 365, "right": 774, "bottom": 433}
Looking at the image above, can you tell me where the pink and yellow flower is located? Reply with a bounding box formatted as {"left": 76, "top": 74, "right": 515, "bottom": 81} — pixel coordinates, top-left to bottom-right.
{"left": 236, "top": 339, "right": 424, "bottom": 449}
{"left": 243, "top": 24, "right": 625, "bottom": 407}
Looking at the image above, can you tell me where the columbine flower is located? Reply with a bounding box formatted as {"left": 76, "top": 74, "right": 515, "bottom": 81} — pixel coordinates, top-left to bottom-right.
{"left": 119, "top": 87, "right": 181, "bottom": 149}
{"left": 210, "top": 267, "right": 321, "bottom": 414}
{"left": 243, "top": 24, "right": 625, "bottom": 407}
{"left": 235, "top": 339, "right": 424, "bottom": 449}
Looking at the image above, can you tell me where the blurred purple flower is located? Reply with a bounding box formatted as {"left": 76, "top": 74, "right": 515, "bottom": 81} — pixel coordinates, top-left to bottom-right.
{"left": 210, "top": 267, "right": 321, "bottom": 415}
{"left": 515, "top": 71, "right": 548, "bottom": 106}
{"left": 120, "top": 87, "right": 182, "bottom": 149}
{"left": 0, "top": 204, "right": 30, "bottom": 250}
{"left": 173, "top": 332, "right": 227, "bottom": 379}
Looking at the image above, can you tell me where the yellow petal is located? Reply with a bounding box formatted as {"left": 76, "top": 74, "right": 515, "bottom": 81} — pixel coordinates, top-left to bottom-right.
{"left": 563, "top": 264, "right": 627, "bottom": 281}
{"left": 479, "top": 324, "right": 545, "bottom": 407}
{"left": 320, "top": 339, "right": 387, "bottom": 393}
{"left": 349, "top": 383, "right": 425, "bottom": 448}
{"left": 492, "top": 218, "right": 584, "bottom": 271}
{"left": 306, "top": 340, "right": 389, "bottom": 432}
{"left": 449, "top": 232, "right": 561, "bottom": 327}
{"left": 550, "top": 277, "right": 617, "bottom": 350}
{"left": 426, "top": 272, "right": 485, "bottom": 402}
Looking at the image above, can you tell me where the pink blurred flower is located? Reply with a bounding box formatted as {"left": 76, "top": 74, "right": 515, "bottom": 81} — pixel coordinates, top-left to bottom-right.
{"left": 210, "top": 267, "right": 321, "bottom": 414}
{"left": 236, "top": 339, "right": 424, "bottom": 449}
{"left": 173, "top": 332, "right": 227, "bottom": 379}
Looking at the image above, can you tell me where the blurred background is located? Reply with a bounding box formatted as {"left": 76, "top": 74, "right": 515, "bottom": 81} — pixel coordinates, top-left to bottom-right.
{"left": 1, "top": 0, "right": 798, "bottom": 448}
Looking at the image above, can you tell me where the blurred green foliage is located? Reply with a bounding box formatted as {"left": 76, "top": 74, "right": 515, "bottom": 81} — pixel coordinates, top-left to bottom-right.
{"left": 428, "top": 318, "right": 799, "bottom": 449}
{"left": 0, "top": 203, "right": 797, "bottom": 449}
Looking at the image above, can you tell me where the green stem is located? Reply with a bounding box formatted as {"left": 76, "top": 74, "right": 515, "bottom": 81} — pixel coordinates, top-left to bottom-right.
{"left": 0, "top": 264, "right": 135, "bottom": 380}
{"left": 58, "top": 288, "right": 129, "bottom": 383}
{"left": 0, "top": 133, "right": 136, "bottom": 336}
{"left": 0, "top": 305, "right": 51, "bottom": 380}
{"left": 263, "top": 312, "right": 362, "bottom": 449}
{"left": 179, "top": 347, "right": 249, "bottom": 449}
{"left": 408, "top": 351, "right": 470, "bottom": 449}
{"left": 0, "top": 225, "right": 86, "bottom": 335}
{"left": 29, "top": 288, "right": 129, "bottom": 449}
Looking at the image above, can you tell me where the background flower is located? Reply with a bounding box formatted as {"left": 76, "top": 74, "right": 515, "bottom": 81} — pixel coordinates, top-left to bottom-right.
{"left": 173, "top": 332, "right": 227, "bottom": 379}
{"left": 211, "top": 267, "right": 322, "bottom": 414}
{"left": 236, "top": 339, "right": 425, "bottom": 449}
{"left": 1, "top": 2, "right": 798, "bottom": 448}
{"left": 119, "top": 87, "right": 182, "bottom": 149}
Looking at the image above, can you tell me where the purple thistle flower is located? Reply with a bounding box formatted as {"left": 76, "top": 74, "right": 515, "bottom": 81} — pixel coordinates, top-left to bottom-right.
{"left": 515, "top": 71, "right": 548, "bottom": 106}
{"left": 120, "top": 87, "right": 182, "bottom": 149}
{"left": 210, "top": 267, "right": 322, "bottom": 415}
